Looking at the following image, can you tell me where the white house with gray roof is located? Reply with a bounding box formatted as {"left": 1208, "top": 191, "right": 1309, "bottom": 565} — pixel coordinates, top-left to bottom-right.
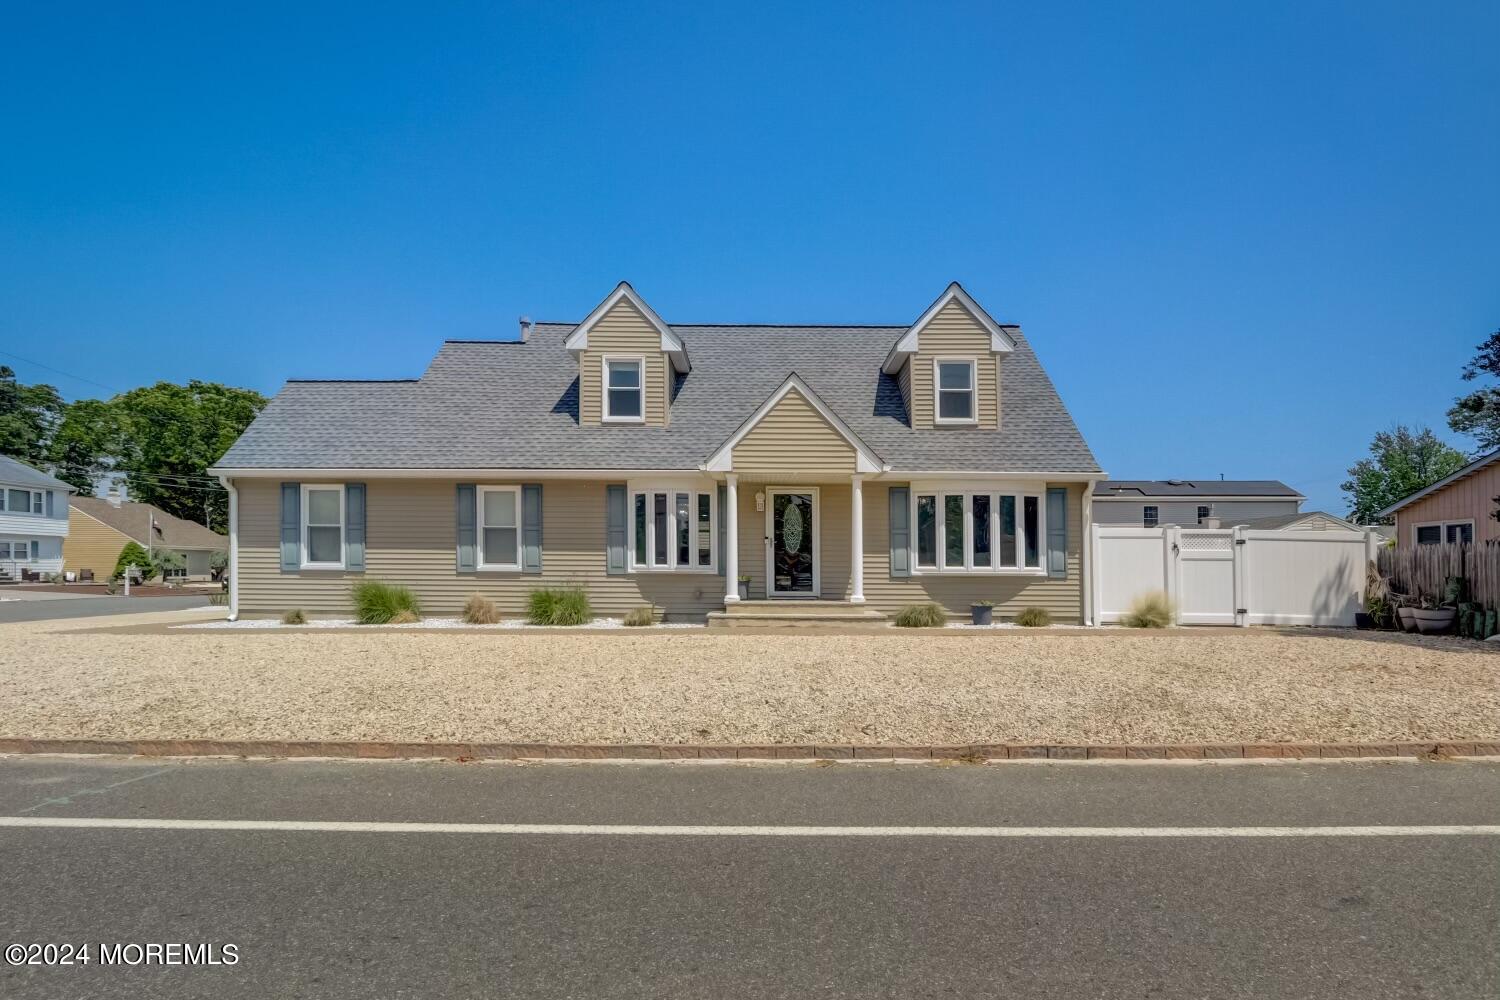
{"left": 211, "top": 282, "right": 1105, "bottom": 623}
{"left": 1091, "top": 480, "right": 1305, "bottom": 529}
{"left": 0, "top": 454, "right": 74, "bottom": 582}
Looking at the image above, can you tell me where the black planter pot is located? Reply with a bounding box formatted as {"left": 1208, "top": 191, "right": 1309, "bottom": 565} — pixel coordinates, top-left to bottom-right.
{"left": 1355, "top": 612, "right": 1375, "bottom": 630}
{"left": 971, "top": 605, "right": 994, "bottom": 626}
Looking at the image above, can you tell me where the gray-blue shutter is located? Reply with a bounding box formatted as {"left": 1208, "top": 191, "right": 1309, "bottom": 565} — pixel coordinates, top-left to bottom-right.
{"left": 605, "top": 484, "right": 627, "bottom": 575}
{"left": 717, "top": 484, "right": 727, "bottom": 576}
{"left": 345, "top": 483, "right": 366, "bottom": 572}
{"left": 1046, "top": 487, "right": 1068, "bottom": 579}
{"left": 279, "top": 483, "right": 300, "bottom": 572}
{"left": 45, "top": 491, "right": 55, "bottom": 518}
{"left": 888, "top": 486, "right": 910, "bottom": 578}
{"left": 455, "top": 484, "right": 476, "bottom": 573}
{"left": 522, "top": 484, "right": 543, "bottom": 574}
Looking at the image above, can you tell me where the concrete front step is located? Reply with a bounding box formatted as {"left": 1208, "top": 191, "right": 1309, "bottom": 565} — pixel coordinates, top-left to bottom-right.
{"left": 708, "top": 600, "right": 888, "bottom": 629}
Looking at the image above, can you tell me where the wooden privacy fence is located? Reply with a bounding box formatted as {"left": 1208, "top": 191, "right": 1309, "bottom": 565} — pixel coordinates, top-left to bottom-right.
{"left": 1378, "top": 542, "right": 1500, "bottom": 606}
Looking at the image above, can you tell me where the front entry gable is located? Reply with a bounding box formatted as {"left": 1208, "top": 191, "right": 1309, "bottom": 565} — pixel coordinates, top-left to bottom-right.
{"left": 704, "top": 374, "right": 885, "bottom": 475}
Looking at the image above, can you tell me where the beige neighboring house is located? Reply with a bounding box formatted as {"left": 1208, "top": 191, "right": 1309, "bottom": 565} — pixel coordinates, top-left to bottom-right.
{"left": 1377, "top": 446, "right": 1500, "bottom": 547}
{"left": 210, "top": 282, "right": 1106, "bottom": 623}
{"left": 66, "top": 494, "right": 227, "bottom": 581}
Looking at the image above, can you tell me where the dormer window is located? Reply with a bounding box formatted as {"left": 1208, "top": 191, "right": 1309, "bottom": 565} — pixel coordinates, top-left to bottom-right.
{"left": 603, "top": 357, "right": 644, "bottom": 422}
{"left": 934, "top": 359, "right": 977, "bottom": 425}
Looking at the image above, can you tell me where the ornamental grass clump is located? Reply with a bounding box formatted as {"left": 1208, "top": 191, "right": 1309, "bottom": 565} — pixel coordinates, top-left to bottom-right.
{"left": 1014, "top": 607, "right": 1051, "bottom": 627}
{"left": 389, "top": 609, "right": 422, "bottom": 625}
{"left": 461, "top": 592, "right": 501, "bottom": 625}
{"left": 280, "top": 608, "right": 308, "bottom": 626}
{"left": 1122, "top": 591, "right": 1175, "bottom": 629}
{"left": 894, "top": 603, "right": 947, "bottom": 628}
{"left": 623, "top": 605, "right": 656, "bottom": 627}
{"left": 527, "top": 587, "right": 591, "bottom": 626}
{"left": 352, "top": 580, "right": 422, "bottom": 625}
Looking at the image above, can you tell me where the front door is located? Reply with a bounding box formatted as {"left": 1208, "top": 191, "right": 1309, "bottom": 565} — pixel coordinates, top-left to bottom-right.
{"left": 767, "top": 489, "right": 818, "bottom": 597}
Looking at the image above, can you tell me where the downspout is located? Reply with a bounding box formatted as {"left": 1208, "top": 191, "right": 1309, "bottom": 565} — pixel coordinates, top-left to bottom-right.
{"left": 1082, "top": 479, "right": 1097, "bottom": 626}
{"left": 218, "top": 475, "right": 239, "bottom": 621}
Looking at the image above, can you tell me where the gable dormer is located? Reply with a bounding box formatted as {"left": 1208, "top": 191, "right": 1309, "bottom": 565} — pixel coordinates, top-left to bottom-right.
{"left": 882, "top": 283, "right": 1015, "bottom": 430}
{"left": 565, "top": 282, "right": 690, "bottom": 427}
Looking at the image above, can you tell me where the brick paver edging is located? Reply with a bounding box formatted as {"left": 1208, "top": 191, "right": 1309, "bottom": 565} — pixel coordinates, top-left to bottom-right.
{"left": 0, "top": 739, "right": 1496, "bottom": 761}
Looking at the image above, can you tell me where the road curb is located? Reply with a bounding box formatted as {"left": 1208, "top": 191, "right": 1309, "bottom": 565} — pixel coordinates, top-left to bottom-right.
{"left": 0, "top": 738, "right": 1496, "bottom": 761}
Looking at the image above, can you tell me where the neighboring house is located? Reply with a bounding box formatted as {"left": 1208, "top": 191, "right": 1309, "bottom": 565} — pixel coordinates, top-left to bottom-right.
{"left": 1091, "top": 480, "right": 1304, "bottom": 528}
{"left": 1238, "top": 511, "right": 1360, "bottom": 532}
{"left": 0, "top": 455, "right": 74, "bottom": 580}
{"left": 1376, "top": 446, "right": 1500, "bottom": 547}
{"left": 66, "top": 494, "right": 228, "bottom": 580}
{"left": 210, "top": 282, "right": 1105, "bottom": 622}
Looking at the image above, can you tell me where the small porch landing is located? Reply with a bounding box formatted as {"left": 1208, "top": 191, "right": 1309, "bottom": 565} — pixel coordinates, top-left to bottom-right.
{"left": 706, "top": 600, "right": 888, "bottom": 629}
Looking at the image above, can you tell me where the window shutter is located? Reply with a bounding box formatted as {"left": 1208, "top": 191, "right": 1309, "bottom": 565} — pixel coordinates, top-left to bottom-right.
{"left": 522, "top": 484, "right": 543, "bottom": 574}
{"left": 45, "top": 491, "right": 55, "bottom": 518}
{"left": 345, "top": 483, "right": 366, "bottom": 572}
{"left": 455, "top": 484, "right": 476, "bottom": 573}
{"left": 30, "top": 540, "right": 39, "bottom": 561}
{"left": 889, "top": 486, "right": 910, "bottom": 578}
{"left": 605, "top": 484, "right": 627, "bottom": 575}
{"left": 280, "top": 483, "right": 300, "bottom": 572}
{"left": 1046, "top": 487, "right": 1068, "bottom": 579}
{"left": 717, "top": 484, "right": 727, "bottom": 577}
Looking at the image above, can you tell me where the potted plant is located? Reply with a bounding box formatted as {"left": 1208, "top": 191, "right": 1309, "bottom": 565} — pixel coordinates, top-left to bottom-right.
{"left": 970, "top": 600, "right": 994, "bottom": 626}
{"left": 1358, "top": 562, "right": 1390, "bottom": 629}
{"left": 1412, "top": 594, "right": 1457, "bottom": 635}
{"left": 1391, "top": 591, "right": 1418, "bottom": 632}
{"left": 737, "top": 575, "right": 751, "bottom": 601}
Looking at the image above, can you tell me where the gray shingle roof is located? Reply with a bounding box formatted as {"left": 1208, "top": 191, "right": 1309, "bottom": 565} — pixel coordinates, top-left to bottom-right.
{"left": 71, "top": 497, "right": 227, "bottom": 551}
{"left": 216, "top": 321, "right": 1100, "bottom": 474}
{"left": 0, "top": 454, "right": 75, "bottom": 492}
{"left": 1093, "top": 480, "right": 1302, "bottom": 499}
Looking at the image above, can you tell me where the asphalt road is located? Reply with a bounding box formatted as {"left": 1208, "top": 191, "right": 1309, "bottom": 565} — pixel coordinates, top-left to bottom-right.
{"left": 0, "top": 594, "right": 210, "bottom": 623}
{"left": 0, "top": 757, "right": 1496, "bottom": 999}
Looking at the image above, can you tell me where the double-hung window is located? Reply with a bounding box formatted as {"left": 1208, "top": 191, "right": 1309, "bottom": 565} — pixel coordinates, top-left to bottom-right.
{"left": 1, "top": 489, "right": 43, "bottom": 515}
{"left": 630, "top": 488, "right": 715, "bottom": 572}
{"left": 0, "top": 540, "right": 36, "bottom": 561}
{"left": 301, "top": 485, "right": 345, "bottom": 569}
{"left": 933, "top": 359, "right": 977, "bottom": 424}
{"left": 1143, "top": 505, "right": 1159, "bottom": 528}
{"left": 1196, "top": 505, "right": 1212, "bottom": 525}
{"left": 479, "top": 486, "right": 521, "bottom": 570}
{"left": 912, "top": 489, "right": 1044, "bottom": 573}
{"left": 603, "top": 357, "right": 645, "bottom": 422}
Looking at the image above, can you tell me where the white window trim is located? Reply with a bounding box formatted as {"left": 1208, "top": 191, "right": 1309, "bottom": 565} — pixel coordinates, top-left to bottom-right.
{"left": 911, "top": 488, "right": 1046, "bottom": 576}
{"left": 0, "top": 539, "right": 37, "bottom": 561}
{"left": 300, "top": 484, "right": 346, "bottom": 570}
{"left": 602, "top": 355, "right": 647, "bottom": 424}
{"left": 932, "top": 357, "right": 978, "bottom": 426}
{"left": 1412, "top": 518, "right": 1474, "bottom": 546}
{"left": 1, "top": 487, "right": 45, "bottom": 516}
{"left": 627, "top": 487, "right": 717, "bottom": 574}
{"left": 477, "top": 485, "right": 523, "bottom": 572}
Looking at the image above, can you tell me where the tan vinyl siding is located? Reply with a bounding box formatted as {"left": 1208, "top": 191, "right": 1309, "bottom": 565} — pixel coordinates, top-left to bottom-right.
{"left": 731, "top": 389, "right": 856, "bottom": 475}
{"left": 237, "top": 479, "right": 721, "bottom": 618}
{"left": 733, "top": 483, "right": 852, "bottom": 600}
{"left": 578, "top": 300, "right": 669, "bottom": 427}
{"left": 1394, "top": 462, "right": 1500, "bottom": 547}
{"left": 63, "top": 508, "right": 134, "bottom": 578}
{"left": 910, "top": 299, "right": 1000, "bottom": 429}
{"left": 897, "top": 359, "right": 912, "bottom": 413}
{"left": 861, "top": 482, "right": 1085, "bottom": 622}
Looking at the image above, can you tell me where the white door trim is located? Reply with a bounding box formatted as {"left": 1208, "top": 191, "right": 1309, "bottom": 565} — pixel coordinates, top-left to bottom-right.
{"left": 765, "top": 487, "right": 821, "bottom": 598}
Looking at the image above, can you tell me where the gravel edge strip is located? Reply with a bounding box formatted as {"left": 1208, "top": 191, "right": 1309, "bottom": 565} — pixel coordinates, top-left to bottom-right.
{"left": 1, "top": 738, "right": 1496, "bottom": 761}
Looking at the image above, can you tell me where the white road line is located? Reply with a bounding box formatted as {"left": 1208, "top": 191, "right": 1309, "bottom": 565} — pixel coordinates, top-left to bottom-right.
{"left": 0, "top": 817, "right": 1497, "bottom": 837}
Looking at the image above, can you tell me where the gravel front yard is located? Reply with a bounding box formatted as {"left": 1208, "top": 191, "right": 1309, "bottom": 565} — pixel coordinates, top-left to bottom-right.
{"left": 3, "top": 613, "right": 1498, "bottom": 746}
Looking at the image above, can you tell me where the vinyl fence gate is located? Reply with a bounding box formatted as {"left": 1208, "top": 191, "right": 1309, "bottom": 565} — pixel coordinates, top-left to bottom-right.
{"left": 1091, "top": 525, "right": 1377, "bottom": 627}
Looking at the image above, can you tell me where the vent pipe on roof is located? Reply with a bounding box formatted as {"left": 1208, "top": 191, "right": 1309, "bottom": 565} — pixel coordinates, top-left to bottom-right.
{"left": 518, "top": 316, "right": 533, "bottom": 343}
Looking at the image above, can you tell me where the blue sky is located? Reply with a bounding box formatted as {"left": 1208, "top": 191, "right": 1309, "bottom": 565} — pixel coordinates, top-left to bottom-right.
{"left": 2, "top": 2, "right": 1496, "bottom": 513}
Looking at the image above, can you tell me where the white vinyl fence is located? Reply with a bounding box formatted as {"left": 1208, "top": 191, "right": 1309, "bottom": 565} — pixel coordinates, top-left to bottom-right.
{"left": 1091, "top": 525, "right": 1377, "bottom": 627}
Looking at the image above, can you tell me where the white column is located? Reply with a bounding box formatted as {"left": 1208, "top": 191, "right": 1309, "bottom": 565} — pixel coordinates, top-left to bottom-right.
{"left": 849, "top": 475, "right": 865, "bottom": 603}
{"left": 724, "top": 474, "right": 740, "bottom": 603}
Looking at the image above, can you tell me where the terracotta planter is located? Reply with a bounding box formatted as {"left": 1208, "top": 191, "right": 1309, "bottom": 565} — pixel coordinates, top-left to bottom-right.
{"left": 1412, "top": 608, "right": 1457, "bottom": 635}
{"left": 971, "top": 605, "right": 994, "bottom": 626}
{"left": 1396, "top": 606, "right": 1418, "bottom": 632}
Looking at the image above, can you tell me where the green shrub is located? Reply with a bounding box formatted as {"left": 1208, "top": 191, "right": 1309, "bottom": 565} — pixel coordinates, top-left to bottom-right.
{"left": 461, "top": 592, "right": 501, "bottom": 625}
{"left": 623, "top": 605, "right": 656, "bottom": 627}
{"left": 527, "top": 587, "right": 591, "bottom": 626}
{"left": 1121, "top": 591, "right": 1175, "bottom": 629}
{"left": 281, "top": 608, "right": 308, "bottom": 625}
{"left": 112, "top": 542, "right": 156, "bottom": 582}
{"left": 1014, "top": 607, "right": 1052, "bottom": 627}
{"left": 893, "top": 603, "right": 947, "bottom": 628}
{"left": 351, "top": 580, "right": 422, "bottom": 624}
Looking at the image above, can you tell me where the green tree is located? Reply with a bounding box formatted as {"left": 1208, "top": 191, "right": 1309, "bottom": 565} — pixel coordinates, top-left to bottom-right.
{"left": 110, "top": 381, "right": 266, "bottom": 532}
{"left": 0, "top": 366, "right": 65, "bottom": 467}
{"left": 1342, "top": 425, "right": 1469, "bottom": 524}
{"left": 112, "top": 541, "right": 154, "bottom": 582}
{"left": 1447, "top": 327, "right": 1500, "bottom": 449}
{"left": 46, "top": 398, "right": 117, "bottom": 494}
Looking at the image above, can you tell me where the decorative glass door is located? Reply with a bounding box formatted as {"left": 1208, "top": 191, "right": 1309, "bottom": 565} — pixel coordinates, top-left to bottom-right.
{"left": 769, "top": 490, "right": 817, "bottom": 597}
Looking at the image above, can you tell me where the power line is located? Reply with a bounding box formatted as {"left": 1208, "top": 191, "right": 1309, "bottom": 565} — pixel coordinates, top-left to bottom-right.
{"left": 0, "top": 349, "right": 122, "bottom": 395}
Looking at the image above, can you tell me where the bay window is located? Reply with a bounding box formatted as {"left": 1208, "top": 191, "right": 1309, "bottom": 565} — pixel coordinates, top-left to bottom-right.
{"left": 911, "top": 488, "right": 1045, "bottom": 573}
{"left": 629, "top": 487, "right": 716, "bottom": 572}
